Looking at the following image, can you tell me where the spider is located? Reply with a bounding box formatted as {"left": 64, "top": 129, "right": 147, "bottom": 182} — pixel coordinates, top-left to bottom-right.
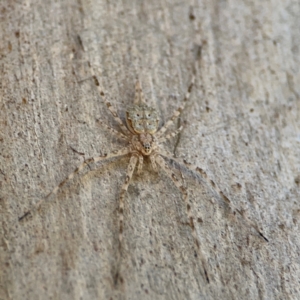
{"left": 19, "top": 65, "right": 268, "bottom": 284}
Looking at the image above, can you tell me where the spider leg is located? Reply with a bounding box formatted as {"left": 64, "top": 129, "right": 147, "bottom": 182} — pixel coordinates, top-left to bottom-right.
{"left": 196, "top": 167, "right": 269, "bottom": 242}
{"left": 113, "top": 154, "right": 138, "bottom": 286}
{"left": 156, "top": 74, "right": 195, "bottom": 138}
{"left": 159, "top": 151, "right": 269, "bottom": 242}
{"left": 136, "top": 155, "right": 143, "bottom": 174}
{"left": 19, "top": 146, "right": 132, "bottom": 221}
{"left": 157, "top": 125, "right": 183, "bottom": 143}
{"left": 97, "top": 119, "right": 129, "bottom": 141}
{"left": 118, "top": 155, "right": 139, "bottom": 250}
{"left": 150, "top": 155, "right": 158, "bottom": 171}
{"left": 89, "top": 67, "right": 131, "bottom": 135}
{"left": 154, "top": 154, "right": 210, "bottom": 283}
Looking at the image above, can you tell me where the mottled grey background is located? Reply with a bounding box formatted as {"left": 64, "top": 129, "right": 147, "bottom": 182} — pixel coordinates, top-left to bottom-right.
{"left": 0, "top": 0, "right": 299, "bottom": 299}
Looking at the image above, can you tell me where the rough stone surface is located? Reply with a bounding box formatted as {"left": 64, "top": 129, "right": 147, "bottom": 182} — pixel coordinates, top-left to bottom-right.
{"left": 0, "top": 0, "right": 299, "bottom": 299}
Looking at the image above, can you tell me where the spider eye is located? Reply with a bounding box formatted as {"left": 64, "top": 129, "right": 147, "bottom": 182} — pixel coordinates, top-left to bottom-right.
{"left": 143, "top": 144, "right": 151, "bottom": 151}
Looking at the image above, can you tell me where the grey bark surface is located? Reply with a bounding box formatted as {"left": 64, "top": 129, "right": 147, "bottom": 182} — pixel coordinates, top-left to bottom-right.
{"left": 1, "top": 0, "right": 300, "bottom": 299}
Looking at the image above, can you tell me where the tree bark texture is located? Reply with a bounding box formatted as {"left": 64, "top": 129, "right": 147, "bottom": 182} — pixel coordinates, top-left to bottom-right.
{"left": 1, "top": 0, "right": 300, "bottom": 299}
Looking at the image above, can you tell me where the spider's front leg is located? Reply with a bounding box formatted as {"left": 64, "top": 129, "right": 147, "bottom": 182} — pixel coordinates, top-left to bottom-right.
{"left": 159, "top": 150, "right": 269, "bottom": 242}
{"left": 18, "top": 146, "right": 132, "bottom": 221}
{"left": 136, "top": 155, "right": 144, "bottom": 174}
{"left": 118, "top": 154, "right": 139, "bottom": 249}
{"left": 114, "top": 153, "right": 143, "bottom": 286}
{"left": 154, "top": 154, "right": 210, "bottom": 283}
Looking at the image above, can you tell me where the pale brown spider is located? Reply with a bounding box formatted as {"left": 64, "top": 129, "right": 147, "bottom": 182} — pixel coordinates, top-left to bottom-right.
{"left": 19, "top": 66, "right": 268, "bottom": 283}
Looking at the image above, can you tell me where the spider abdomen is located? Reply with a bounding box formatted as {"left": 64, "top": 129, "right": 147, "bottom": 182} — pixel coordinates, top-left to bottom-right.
{"left": 126, "top": 104, "right": 159, "bottom": 134}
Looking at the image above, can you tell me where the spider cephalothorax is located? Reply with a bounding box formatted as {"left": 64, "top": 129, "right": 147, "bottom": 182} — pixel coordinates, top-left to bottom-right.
{"left": 131, "top": 132, "right": 156, "bottom": 156}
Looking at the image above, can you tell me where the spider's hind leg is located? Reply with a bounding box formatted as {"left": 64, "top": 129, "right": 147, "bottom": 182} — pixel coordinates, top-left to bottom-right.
{"left": 96, "top": 119, "right": 129, "bottom": 141}
{"left": 157, "top": 125, "right": 184, "bottom": 143}
{"left": 89, "top": 67, "right": 131, "bottom": 136}
{"left": 156, "top": 74, "right": 195, "bottom": 139}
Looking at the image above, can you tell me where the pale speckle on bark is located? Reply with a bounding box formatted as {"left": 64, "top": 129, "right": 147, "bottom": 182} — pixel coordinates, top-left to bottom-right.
{"left": 0, "top": 1, "right": 300, "bottom": 300}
